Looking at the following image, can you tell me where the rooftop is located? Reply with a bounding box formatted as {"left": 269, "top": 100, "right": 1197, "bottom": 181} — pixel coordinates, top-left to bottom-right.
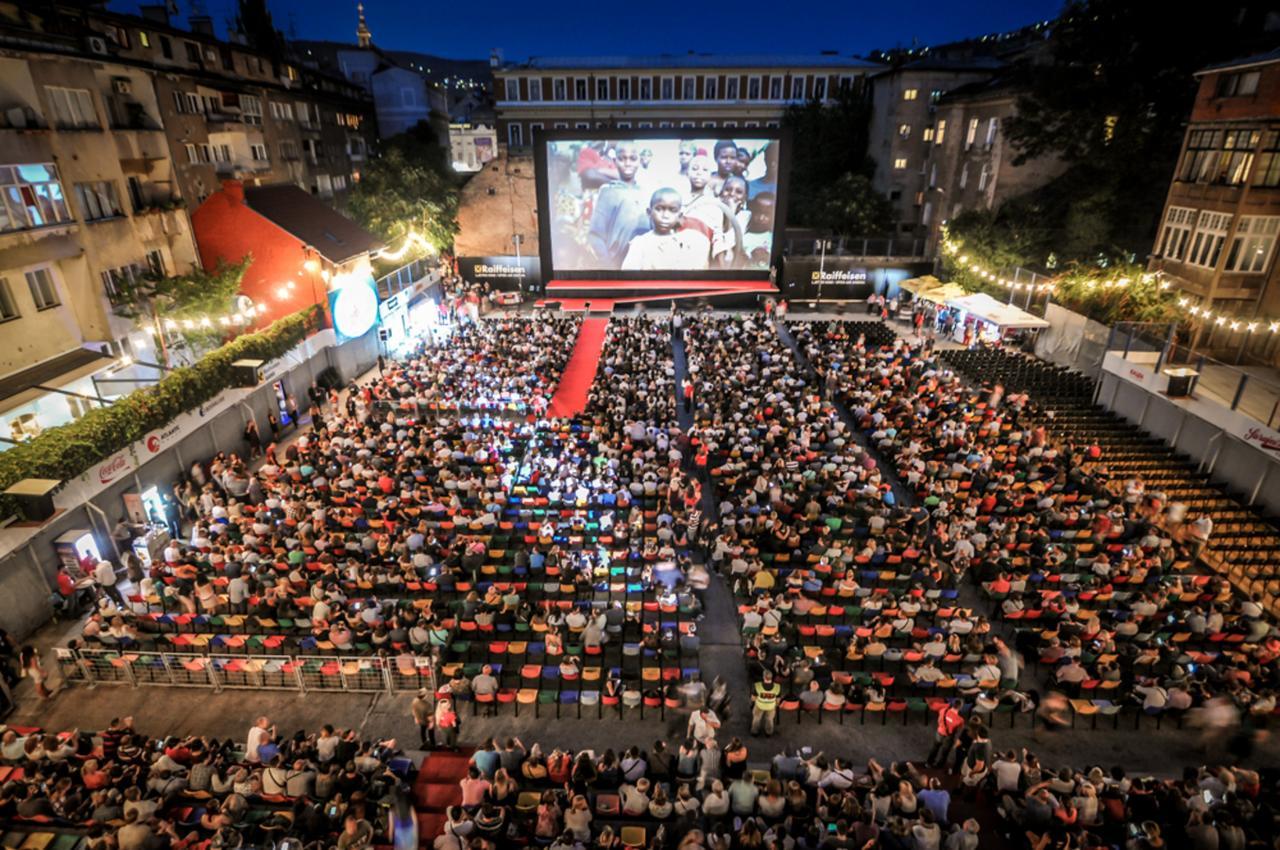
{"left": 499, "top": 53, "right": 883, "bottom": 72}
{"left": 244, "top": 185, "right": 383, "bottom": 264}
{"left": 1197, "top": 46, "right": 1280, "bottom": 76}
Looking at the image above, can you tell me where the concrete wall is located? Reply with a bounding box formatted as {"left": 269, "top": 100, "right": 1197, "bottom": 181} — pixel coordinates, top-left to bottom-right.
{"left": 455, "top": 151, "right": 539, "bottom": 258}
{"left": 0, "top": 330, "right": 380, "bottom": 640}
{"left": 1096, "top": 370, "right": 1280, "bottom": 515}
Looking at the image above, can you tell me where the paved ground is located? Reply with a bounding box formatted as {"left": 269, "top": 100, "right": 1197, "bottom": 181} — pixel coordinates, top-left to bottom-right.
{"left": 11, "top": 309, "right": 1280, "bottom": 781}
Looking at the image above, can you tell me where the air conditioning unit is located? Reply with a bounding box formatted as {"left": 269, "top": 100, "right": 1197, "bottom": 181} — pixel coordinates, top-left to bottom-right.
{"left": 111, "top": 77, "right": 132, "bottom": 94}
{"left": 86, "top": 35, "right": 108, "bottom": 55}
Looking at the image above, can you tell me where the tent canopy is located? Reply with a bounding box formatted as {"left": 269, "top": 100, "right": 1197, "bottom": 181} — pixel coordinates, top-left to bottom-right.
{"left": 899, "top": 275, "right": 943, "bottom": 295}
{"left": 917, "top": 282, "right": 968, "bottom": 304}
{"left": 945, "top": 292, "right": 1050, "bottom": 329}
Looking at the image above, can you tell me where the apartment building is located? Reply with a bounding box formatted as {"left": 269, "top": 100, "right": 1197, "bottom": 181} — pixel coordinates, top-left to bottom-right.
{"left": 921, "top": 75, "right": 1065, "bottom": 254}
{"left": 1149, "top": 48, "right": 1280, "bottom": 317}
{"left": 866, "top": 58, "right": 1005, "bottom": 241}
{"left": 0, "top": 0, "right": 376, "bottom": 447}
{"left": 490, "top": 52, "right": 880, "bottom": 149}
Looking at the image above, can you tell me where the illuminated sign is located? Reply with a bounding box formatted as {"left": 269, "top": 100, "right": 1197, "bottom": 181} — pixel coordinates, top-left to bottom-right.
{"left": 329, "top": 274, "right": 379, "bottom": 342}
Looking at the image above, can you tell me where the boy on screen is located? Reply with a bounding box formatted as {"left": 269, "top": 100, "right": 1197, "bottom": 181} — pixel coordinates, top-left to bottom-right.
{"left": 621, "top": 188, "right": 706, "bottom": 271}
{"left": 587, "top": 142, "right": 649, "bottom": 268}
{"left": 743, "top": 191, "right": 775, "bottom": 265}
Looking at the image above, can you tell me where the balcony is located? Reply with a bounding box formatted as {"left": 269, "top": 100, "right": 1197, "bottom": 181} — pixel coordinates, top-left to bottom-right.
{"left": 205, "top": 111, "right": 244, "bottom": 127}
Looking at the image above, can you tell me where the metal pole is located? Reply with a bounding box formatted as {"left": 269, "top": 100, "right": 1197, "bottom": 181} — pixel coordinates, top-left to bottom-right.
{"left": 818, "top": 239, "right": 826, "bottom": 306}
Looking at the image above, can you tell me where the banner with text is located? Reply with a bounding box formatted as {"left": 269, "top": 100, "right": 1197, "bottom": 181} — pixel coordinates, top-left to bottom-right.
{"left": 457, "top": 256, "right": 543, "bottom": 293}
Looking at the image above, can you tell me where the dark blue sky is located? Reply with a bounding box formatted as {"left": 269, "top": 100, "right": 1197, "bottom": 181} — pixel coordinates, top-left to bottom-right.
{"left": 114, "top": 0, "right": 1065, "bottom": 61}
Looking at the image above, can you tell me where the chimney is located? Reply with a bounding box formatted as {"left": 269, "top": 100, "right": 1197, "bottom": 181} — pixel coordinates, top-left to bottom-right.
{"left": 489, "top": 48, "right": 504, "bottom": 69}
{"left": 221, "top": 179, "right": 245, "bottom": 204}
{"left": 139, "top": 4, "right": 170, "bottom": 25}
{"left": 189, "top": 15, "right": 215, "bottom": 36}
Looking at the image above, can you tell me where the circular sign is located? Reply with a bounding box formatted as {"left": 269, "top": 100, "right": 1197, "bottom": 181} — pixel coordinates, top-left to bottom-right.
{"left": 331, "top": 278, "right": 379, "bottom": 340}
{"left": 146, "top": 435, "right": 161, "bottom": 453}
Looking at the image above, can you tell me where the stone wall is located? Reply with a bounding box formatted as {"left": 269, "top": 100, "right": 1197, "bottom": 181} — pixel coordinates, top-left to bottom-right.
{"left": 455, "top": 149, "right": 540, "bottom": 258}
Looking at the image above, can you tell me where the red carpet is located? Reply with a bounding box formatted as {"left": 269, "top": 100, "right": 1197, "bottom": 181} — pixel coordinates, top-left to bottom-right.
{"left": 548, "top": 317, "right": 609, "bottom": 418}
{"left": 413, "top": 748, "right": 473, "bottom": 842}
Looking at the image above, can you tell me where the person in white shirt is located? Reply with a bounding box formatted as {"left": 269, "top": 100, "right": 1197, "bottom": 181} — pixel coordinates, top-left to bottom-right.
{"left": 94, "top": 559, "right": 123, "bottom": 606}
{"left": 245, "top": 716, "right": 275, "bottom": 763}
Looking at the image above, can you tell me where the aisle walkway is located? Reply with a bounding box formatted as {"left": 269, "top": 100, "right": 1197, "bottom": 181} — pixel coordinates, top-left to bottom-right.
{"left": 547, "top": 317, "right": 609, "bottom": 418}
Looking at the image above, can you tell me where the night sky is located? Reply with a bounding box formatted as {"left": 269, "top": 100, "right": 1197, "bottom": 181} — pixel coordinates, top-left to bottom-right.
{"left": 112, "top": 0, "right": 1066, "bottom": 62}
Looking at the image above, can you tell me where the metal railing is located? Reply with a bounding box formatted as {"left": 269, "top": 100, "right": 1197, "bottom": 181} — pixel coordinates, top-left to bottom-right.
{"left": 375, "top": 257, "right": 435, "bottom": 300}
{"left": 1110, "top": 322, "right": 1280, "bottom": 429}
{"left": 783, "top": 236, "right": 928, "bottom": 259}
{"left": 61, "top": 648, "right": 436, "bottom": 695}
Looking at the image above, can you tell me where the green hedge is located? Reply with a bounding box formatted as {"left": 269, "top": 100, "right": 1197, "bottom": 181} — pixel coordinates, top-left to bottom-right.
{"left": 0, "top": 307, "right": 320, "bottom": 520}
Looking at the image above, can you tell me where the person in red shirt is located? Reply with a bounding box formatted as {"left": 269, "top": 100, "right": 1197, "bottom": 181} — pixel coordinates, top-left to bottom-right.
{"left": 56, "top": 566, "right": 76, "bottom": 598}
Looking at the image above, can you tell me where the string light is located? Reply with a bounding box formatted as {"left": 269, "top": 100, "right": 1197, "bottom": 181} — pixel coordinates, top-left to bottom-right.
{"left": 372, "top": 230, "right": 434, "bottom": 262}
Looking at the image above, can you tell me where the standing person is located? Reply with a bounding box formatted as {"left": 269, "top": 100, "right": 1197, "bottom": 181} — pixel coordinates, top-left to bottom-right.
{"left": 927, "top": 699, "right": 965, "bottom": 768}
{"left": 412, "top": 690, "right": 435, "bottom": 749}
{"left": 435, "top": 697, "right": 460, "bottom": 750}
{"left": 19, "top": 646, "right": 51, "bottom": 699}
{"left": 286, "top": 396, "right": 300, "bottom": 431}
{"left": 683, "top": 380, "right": 694, "bottom": 413}
{"left": 0, "top": 629, "right": 18, "bottom": 687}
{"left": 93, "top": 558, "right": 124, "bottom": 607}
{"left": 587, "top": 141, "right": 649, "bottom": 268}
{"left": 377, "top": 353, "right": 386, "bottom": 376}
{"left": 750, "top": 671, "right": 780, "bottom": 737}
{"left": 267, "top": 414, "right": 281, "bottom": 443}
{"left": 243, "top": 419, "right": 262, "bottom": 460}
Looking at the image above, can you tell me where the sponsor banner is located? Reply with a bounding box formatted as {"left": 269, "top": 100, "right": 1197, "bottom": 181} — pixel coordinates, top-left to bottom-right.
{"left": 779, "top": 258, "right": 931, "bottom": 301}
{"left": 95, "top": 451, "right": 134, "bottom": 486}
{"left": 143, "top": 422, "right": 183, "bottom": 455}
{"left": 457, "top": 256, "right": 542, "bottom": 293}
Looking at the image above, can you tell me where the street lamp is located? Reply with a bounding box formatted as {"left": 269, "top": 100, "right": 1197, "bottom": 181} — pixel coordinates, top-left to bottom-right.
{"left": 816, "top": 238, "right": 833, "bottom": 307}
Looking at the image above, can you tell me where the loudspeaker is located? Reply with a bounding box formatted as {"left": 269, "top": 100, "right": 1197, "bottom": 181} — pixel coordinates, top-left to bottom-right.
{"left": 230, "top": 359, "right": 265, "bottom": 387}
{"left": 4, "top": 478, "right": 60, "bottom": 522}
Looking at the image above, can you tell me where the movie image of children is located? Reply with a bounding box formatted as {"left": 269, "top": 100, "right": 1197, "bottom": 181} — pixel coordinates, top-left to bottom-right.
{"left": 621, "top": 188, "right": 707, "bottom": 271}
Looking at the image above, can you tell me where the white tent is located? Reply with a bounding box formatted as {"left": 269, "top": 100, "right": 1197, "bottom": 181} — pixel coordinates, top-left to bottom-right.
{"left": 945, "top": 292, "right": 1050, "bottom": 330}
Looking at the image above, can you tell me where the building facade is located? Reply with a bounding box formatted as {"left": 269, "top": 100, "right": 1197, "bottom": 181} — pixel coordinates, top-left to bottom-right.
{"left": 922, "top": 77, "right": 1065, "bottom": 255}
{"left": 1149, "top": 49, "right": 1280, "bottom": 319}
{"left": 490, "top": 53, "right": 880, "bottom": 150}
{"left": 866, "top": 58, "right": 1005, "bottom": 243}
{"left": 448, "top": 121, "right": 497, "bottom": 172}
{"left": 0, "top": 0, "right": 376, "bottom": 447}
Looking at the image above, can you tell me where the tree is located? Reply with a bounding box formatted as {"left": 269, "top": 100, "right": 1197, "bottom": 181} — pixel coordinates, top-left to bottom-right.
{"left": 782, "top": 88, "right": 891, "bottom": 235}
{"left": 813, "top": 173, "right": 895, "bottom": 239}
{"left": 1001, "top": 0, "right": 1274, "bottom": 260}
{"left": 347, "top": 123, "right": 460, "bottom": 265}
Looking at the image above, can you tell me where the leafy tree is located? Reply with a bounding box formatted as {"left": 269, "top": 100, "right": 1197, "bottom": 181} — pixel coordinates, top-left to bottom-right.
{"left": 813, "top": 173, "right": 895, "bottom": 239}
{"left": 1001, "top": 0, "right": 1274, "bottom": 260}
{"left": 783, "top": 89, "right": 891, "bottom": 235}
{"left": 347, "top": 123, "right": 459, "bottom": 266}
{"left": 111, "top": 258, "right": 249, "bottom": 324}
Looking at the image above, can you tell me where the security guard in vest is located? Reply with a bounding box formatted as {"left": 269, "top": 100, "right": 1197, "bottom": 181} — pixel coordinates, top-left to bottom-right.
{"left": 751, "top": 670, "right": 781, "bottom": 736}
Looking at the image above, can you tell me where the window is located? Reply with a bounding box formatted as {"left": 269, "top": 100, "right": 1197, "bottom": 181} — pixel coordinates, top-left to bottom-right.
{"left": 554, "top": 78, "right": 567, "bottom": 100}
{"left": 333, "top": 174, "right": 348, "bottom": 191}
{"left": 658, "top": 121, "right": 671, "bottom": 128}
{"left": 508, "top": 122, "right": 523, "bottom": 147}
{"left": 400, "top": 88, "right": 416, "bottom": 107}
{"left": 747, "top": 77, "right": 761, "bottom": 100}
{"left": 74, "top": 181, "right": 122, "bottom": 221}
{"left": 596, "top": 78, "right": 608, "bottom": 100}
{"left": 528, "top": 79, "right": 542, "bottom": 101}
{"left": 1226, "top": 216, "right": 1280, "bottom": 273}
{"left": 725, "top": 77, "right": 739, "bottom": 100}
{"left": 958, "top": 163, "right": 968, "bottom": 188}
{"left": 893, "top": 158, "right": 908, "bottom": 170}
{"left": 553, "top": 122, "right": 568, "bottom": 129}
{"left": 574, "top": 78, "right": 587, "bottom": 100}
{"left": 504, "top": 78, "right": 519, "bottom": 101}
{"left": 250, "top": 143, "right": 268, "bottom": 162}
{"left": 965, "top": 117, "right": 979, "bottom": 148}
{"left": 790, "top": 77, "right": 804, "bottom": 100}
{"left": 1159, "top": 206, "right": 1196, "bottom": 260}
{"left": 100, "top": 263, "right": 145, "bottom": 305}
{"left": 270, "top": 101, "right": 294, "bottom": 121}
{"left": 138, "top": 30, "right": 150, "bottom": 47}
{"left": 241, "top": 94, "right": 262, "bottom": 124}
{"left": 575, "top": 122, "right": 590, "bottom": 130}
{"left": 1217, "top": 70, "right": 1261, "bottom": 98}
{"left": 702, "top": 121, "right": 716, "bottom": 128}
{"left": 159, "top": 35, "right": 172, "bottom": 59}
{"left": 898, "top": 123, "right": 911, "bottom": 139}
{"left": 1187, "top": 210, "right": 1231, "bottom": 268}
{"left": 921, "top": 202, "right": 932, "bottom": 225}
{"left": 978, "top": 163, "right": 990, "bottom": 191}
{"left": 839, "top": 76, "right": 854, "bottom": 95}
{"left": 25, "top": 268, "right": 59, "bottom": 310}
{"left": 680, "top": 121, "right": 695, "bottom": 128}
{"left": 639, "top": 78, "right": 651, "bottom": 100}
{"left": 723, "top": 121, "right": 737, "bottom": 128}
{"left": 45, "top": 87, "right": 98, "bottom": 128}
{"left": 922, "top": 127, "right": 935, "bottom": 143}
{"left": 769, "top": 77, "right": 783, "bottom": 99}
{"left": 1254, "top": 131, "right": 1280, "bottom": 188}
{"left": 639, "top": 122, "right": 652, "bottom": 129}
{"left": 529, "top": 122, "right": 543, "bottom": 138}
{"left": 619, "top": 78, "right": 631, "bottom": 100}
{"left": 705, "top": 77, "right": 718, "bottom": 100}
{"left": 280, "top": 140, "right": 299, "bottom": 160}
{"left": 0, "top": 278, "right": 17, "bottom": 321}
{"left": 1180, "top": 128, "right": 1260, "bottom": 185}
{"left": 928, "top": 164, "right": 937, "bottom": 188}
{"left": 616, "top": 121, "right": 631, "bottom": 129}
{"left": 661, "top": 77, "right": 673, "bottom": 100}
{"left": 935, "top": 119, "right": 946, "bottom": 145}
{"left": 683, "top": 77, "right": 696, "bottom": 100}
{"left": 812, "top": 77, "right": 826, "bottom": 101}
{"left": 985, "top": 117, "right": 998, "bottom": 148}
{"left": 145, "top": 249, "right": 165, "bottom": 277}
{"left": 184, "top": 41, "right": 200, "bottom": 63}
{"left": 903, "top": 88, "right": 918, "bottom": 101}
{"left": 0, "top": 164, "right": 72, "bottom": 232}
